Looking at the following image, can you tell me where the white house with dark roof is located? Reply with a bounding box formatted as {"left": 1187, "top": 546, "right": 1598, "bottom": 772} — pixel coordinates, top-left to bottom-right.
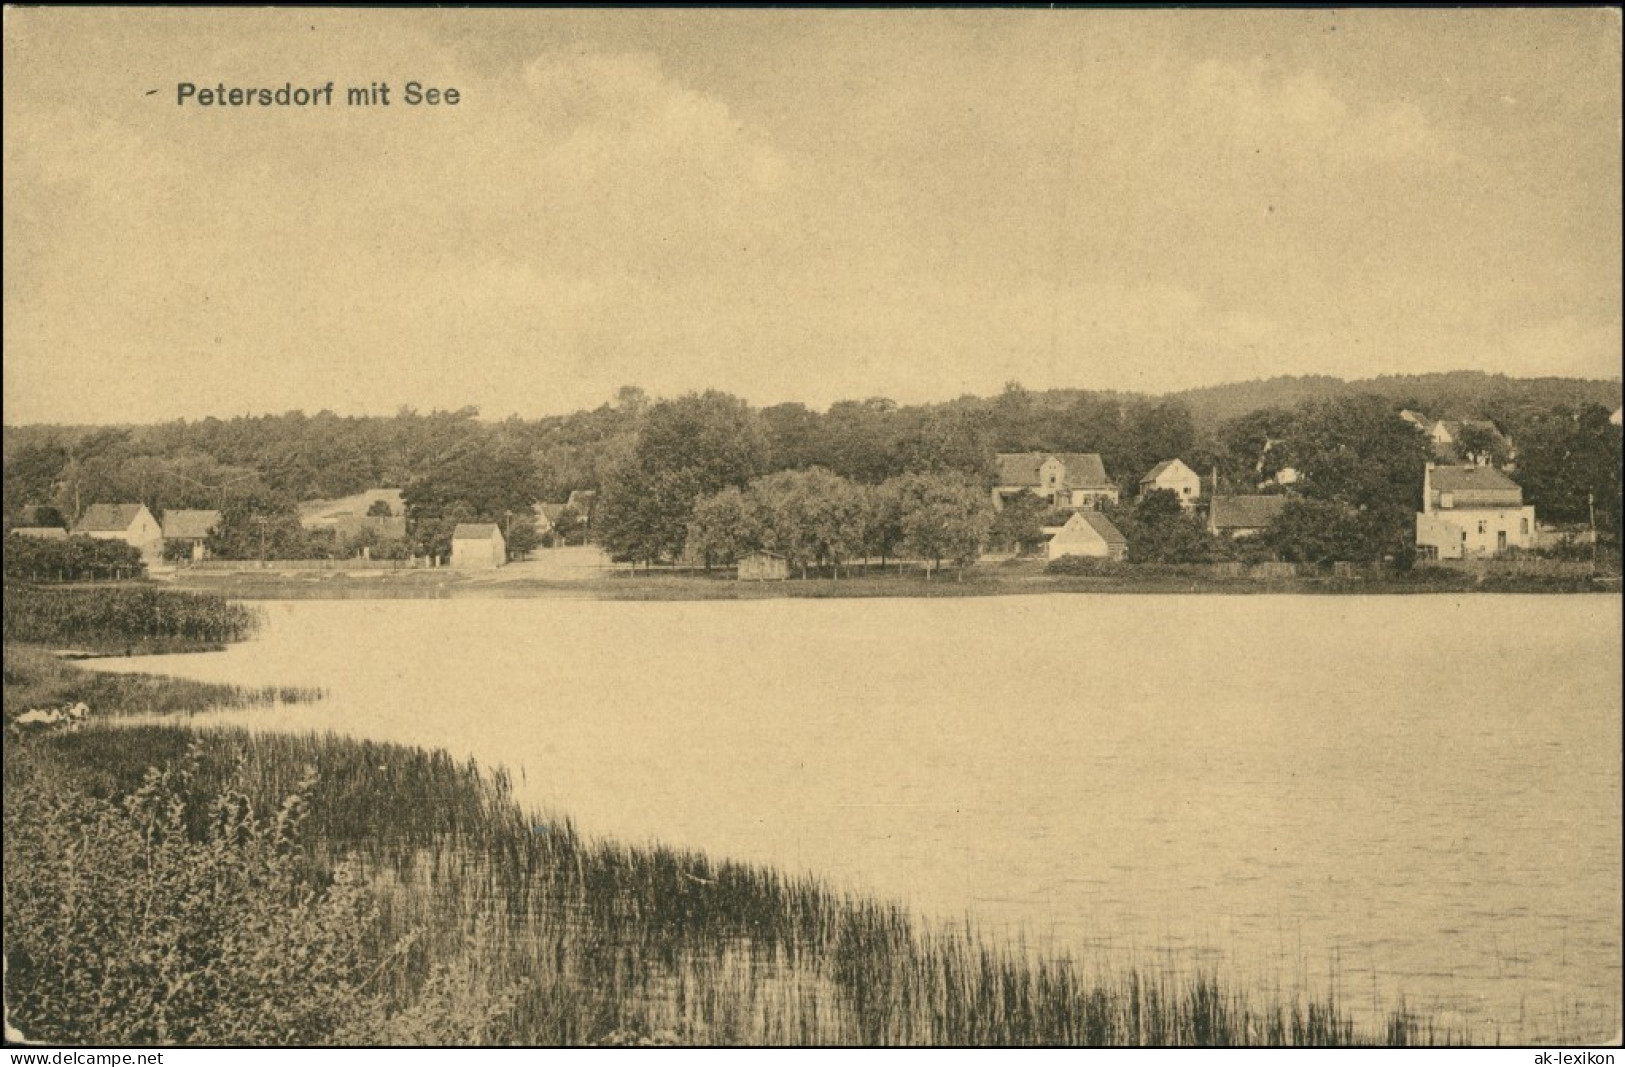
{"left": 450, "top": 522, "right": 506, "bottom": 569}
{"left": 160, "top": 509, "right": 221, "bottom": 561}
{"left": 993, "top": 452, "right": 1119, "bottom": 511}
{"left": 1207, "top": 495, "right": 1289, "bottom": 539}
{"left": 1046, "top": 510, "right": 1129, "bottom": 561}
{"left": 1139, "top": 459, "right": 1202, "bottom": 507}
{"left": 73, "top": 503, "right": 163, "bottom": 562}
{"left": 1415, "top": 463, "right": 1535, "bottom": 559}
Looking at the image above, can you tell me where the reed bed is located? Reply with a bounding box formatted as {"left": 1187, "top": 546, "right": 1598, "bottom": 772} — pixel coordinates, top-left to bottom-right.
{"left": 6, "top": 717, "right": 1463, "bottom": 1047}
{"left": 3, "top": 584, "right": 260, "bottom": 650}
{"left": 3, "top": 645, "right": 320, "bottom": 722}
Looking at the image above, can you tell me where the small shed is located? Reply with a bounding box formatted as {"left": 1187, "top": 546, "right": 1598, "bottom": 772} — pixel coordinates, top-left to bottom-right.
{"left": 450, "top": 523, "right": 507, "bottom": 569}
{"left": 737, "top": 550, "right": 788, "bottom": 581}
{"left": 1046, "top": 511, "right": 1129, "bottom": 561}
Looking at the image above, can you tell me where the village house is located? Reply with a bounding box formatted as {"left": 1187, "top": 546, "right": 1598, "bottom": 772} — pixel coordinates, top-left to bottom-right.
{"left": 160, "top": 509, "right": 221, "bottom": 561}
{"left": 1399, "top": 409, "right": 1431, "bottom": 431}
{"left": 993, "top": 452, "right": 1119, "bottom": 511}
{"left": 72, "top": 503, "right": 164, "bottom": 563}
{"left": 1207, "top": 495, "right": 1289, "bottom": 539}
{"left": 1138, "top": 459, "right": 1202, "bottom": 507}
{"left": 1045, "top": 511, "right": 1129, "bottom": 561}
{"left": 737, "top": 549, "right": 789, "bottom": 581}
{"left": 450, "top": 523, "right": 506, "bottom": 569}
{"left": 1415, "top": 463, "right": 1535, "bottom": 560}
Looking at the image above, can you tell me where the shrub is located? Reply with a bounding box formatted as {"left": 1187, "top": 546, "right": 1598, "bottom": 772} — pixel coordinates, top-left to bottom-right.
{"left": 5, "top": 742, "right": 381, "bottom": 1043}
{"left": 3, "top": 741, "right": 521, "bottom": 1045}
{"left": 1044, "top": 555, "right": 1124, "bottom": 577}
{"left": 4, "top": 536, "right": 144, "bottom": 582}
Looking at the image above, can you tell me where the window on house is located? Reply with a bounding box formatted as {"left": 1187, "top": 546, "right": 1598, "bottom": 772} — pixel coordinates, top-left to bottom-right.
{"left": 1520, "top": 518, "right": 1529, "bottom": 535}
{"left": 1440, "top": 493, "right": 1454, "bottom": 508}
{"left": 1478, "top": 521, "right": 1487, "bottom": 535}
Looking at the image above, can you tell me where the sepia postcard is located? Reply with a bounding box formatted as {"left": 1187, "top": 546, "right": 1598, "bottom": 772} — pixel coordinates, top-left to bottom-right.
{"left": 3, "top": 7, "right": 1621, "bottom": 1056}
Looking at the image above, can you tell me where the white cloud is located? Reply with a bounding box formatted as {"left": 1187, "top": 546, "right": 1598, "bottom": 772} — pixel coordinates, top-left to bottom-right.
{"left": 1183, "top": 62, "right": 1456, "bottom": 171}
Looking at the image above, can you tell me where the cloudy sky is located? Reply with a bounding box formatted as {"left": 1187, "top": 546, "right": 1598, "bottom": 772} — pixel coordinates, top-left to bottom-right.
{"left": 4, "top": 9, "right": 1620, "bottom": 424}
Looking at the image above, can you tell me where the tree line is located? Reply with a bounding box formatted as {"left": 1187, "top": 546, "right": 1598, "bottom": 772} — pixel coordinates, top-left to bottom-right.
{"left": 4, "top": 380, "right": 1620, "bottom": 568}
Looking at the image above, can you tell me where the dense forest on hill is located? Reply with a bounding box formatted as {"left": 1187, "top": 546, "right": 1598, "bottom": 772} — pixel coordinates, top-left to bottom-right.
{"left": 1168, "top": 371, "right": 1622, "bottom": 429}
{"left": 5, "top": 372, "right": 1620, "bottom": 564}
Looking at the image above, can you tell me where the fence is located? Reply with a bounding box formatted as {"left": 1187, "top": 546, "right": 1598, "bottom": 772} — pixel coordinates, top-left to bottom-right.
{"left": 177, "top": 558, "right": 428, "bottom": 572}
{"left": 1428, "top": 558, "right": 1600, "bottom": 578}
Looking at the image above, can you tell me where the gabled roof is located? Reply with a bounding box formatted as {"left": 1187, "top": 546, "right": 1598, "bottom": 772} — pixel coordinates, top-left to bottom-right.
{"left": 535, "top": 502, "right": 567, "bottom": 523}
{"left": 1073, "top": 510, "right": 1128, "bottom": 545}
{"left": 1140, "top": 459, "right": 1176, "bottom": 483}
{"left": 161, "top": 509, "right": 221, "bottom": 540}
{"left": 74, "top": 503, "right": 146, "bottom": 532}
{"left": 566, "top": 489, "right": 597, "bottom": 511}
{"left": 994, "top": 452, "right": 1113, "bottom": 489}
{"left": 1140, "top": 458, "right": 1196, "bottom": 485}
{"left": 1429, "top": 465, "right": 1520, "bottom": 493}
{"left": 1209, "top": 495, "right": 1289, "bottom": 530}
{"left": 452, "top": 523, "right": 503, "bottom": 540}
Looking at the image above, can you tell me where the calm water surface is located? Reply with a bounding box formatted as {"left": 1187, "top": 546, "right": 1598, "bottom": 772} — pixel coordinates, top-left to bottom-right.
{"left": 92, "top": 594, "right": 1622, "bottom": 1042}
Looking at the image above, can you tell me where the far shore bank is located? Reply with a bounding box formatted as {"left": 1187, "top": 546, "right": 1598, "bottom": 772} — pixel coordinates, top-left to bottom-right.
{"left": 155, "top": 563, "right": 1622, "bottom": 600}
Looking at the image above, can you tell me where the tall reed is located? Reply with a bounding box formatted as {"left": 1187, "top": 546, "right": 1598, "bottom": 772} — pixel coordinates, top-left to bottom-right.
{"left": 3, "top": 584, "right": 260, "bottom": 650}
{"left": 7, "top": 722, "right": 1471, "bottom": 1046}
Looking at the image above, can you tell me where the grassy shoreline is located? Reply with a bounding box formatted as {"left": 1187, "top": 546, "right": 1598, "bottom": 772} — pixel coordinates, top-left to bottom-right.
{"left": 164, "top": 566, "right": 1621, "bottom": 600}
{"left": 4, "top": 646, "right": 1472, "bottom": 1047}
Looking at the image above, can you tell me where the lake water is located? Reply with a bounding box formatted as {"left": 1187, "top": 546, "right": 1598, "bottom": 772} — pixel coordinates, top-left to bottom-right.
{"left": 90, "top": 594, "right": 1622, "bottom": 1042}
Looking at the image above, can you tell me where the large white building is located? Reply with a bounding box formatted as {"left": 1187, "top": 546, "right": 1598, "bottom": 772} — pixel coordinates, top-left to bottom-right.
{"left": 993, "top": 452, "right": 1119, "bottom": 511}
{"left": 1415, "top": 464, "right": 1535, "bottom": 560}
